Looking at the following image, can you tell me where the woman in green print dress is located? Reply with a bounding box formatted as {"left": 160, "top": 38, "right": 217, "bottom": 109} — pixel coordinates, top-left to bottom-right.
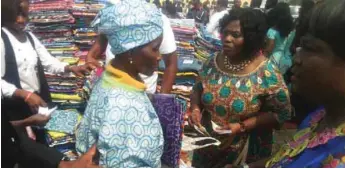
{"left": 189, "top": 8, "right": 292, "bottom": 168}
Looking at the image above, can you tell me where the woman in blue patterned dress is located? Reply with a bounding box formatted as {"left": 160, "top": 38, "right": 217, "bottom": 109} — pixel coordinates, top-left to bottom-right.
{"left": 265, "top": 3, "right": 295, "bottom": 76}
{"left": 189, "top": 8, "right": 291, "bottom": 167}
{"left": 76, "top": 0, "right": 165, "bottom": 167}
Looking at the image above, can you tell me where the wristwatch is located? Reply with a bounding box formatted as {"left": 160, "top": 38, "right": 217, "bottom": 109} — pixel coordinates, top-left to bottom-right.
{"left": 239, "top": 122, "right": 246, "bottom": 133}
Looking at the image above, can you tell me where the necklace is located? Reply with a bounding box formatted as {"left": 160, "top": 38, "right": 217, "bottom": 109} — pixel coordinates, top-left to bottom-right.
{"left": 223, "top": 54, "right": 251, "bottom": 72}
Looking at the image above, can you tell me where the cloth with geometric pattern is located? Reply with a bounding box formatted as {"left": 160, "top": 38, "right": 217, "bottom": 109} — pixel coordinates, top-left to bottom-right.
{"left": 44, "top": 110, "right": 81, "bottom": 134}
{"left": 150, "top": 94, "right": 184, "bottom": 168}
{"left": 266, "top": 108, "right": 345, "bottom": 168}
{"left": 92, "top": 0, "right": 163, "bottom": 55}
{"left": 191, "top": 54, "right": 292, "bottom": 167}
{"left": 76, "top": 65, "right": 164, "bottom": 168}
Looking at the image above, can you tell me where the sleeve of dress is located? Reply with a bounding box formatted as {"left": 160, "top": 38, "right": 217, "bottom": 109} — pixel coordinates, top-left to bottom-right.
{"left": 28, "top": 32, "right": 68, "bottom": 74}
{"left": 75, "top": 107, "right": 99, "bottom": 155}
{"left": 1, "top": 37, "right": 18, "bottom": 98}
{"left": 263, "top": 77, "right": 292, "bottom": 124}
{"left": 267, "top": 28, "right": 277, "bottom": 40}
{"left": 193, "top": 57, "right": 213, "bottom": 92}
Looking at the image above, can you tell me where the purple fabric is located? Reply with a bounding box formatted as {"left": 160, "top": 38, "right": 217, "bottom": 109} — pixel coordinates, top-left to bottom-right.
{"left": 150, "top": 94, "right": 184, "bottom": 168}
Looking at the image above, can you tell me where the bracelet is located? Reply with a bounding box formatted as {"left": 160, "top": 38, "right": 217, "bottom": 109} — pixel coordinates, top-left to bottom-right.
{"left": 24, "top": 92, "right": 33, "bottom": 102}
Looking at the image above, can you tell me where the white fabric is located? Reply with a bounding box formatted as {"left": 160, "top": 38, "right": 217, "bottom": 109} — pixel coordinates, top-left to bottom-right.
{"left": 1, "top": 28, "right": 67, "bottom": 98}
{"left": 105, "top": 14, "right": 176, "bottom": 93}
{"left": 206, "top": 10, "right": 228, "bottom": 40}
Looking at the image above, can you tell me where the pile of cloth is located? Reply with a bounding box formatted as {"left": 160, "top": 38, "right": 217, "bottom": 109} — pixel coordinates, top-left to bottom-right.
{"left": 44, "top": 109, "right": 83, "bottom": 161}
{"left": 158, "top": 19, "right": 201, "bottom": 111}
{"left": 27, "top": 0, "right": 79, "bottom": 65}
{"left": 170, "top": 19, "right": 197, "bottom": 58}
{"left": 194, "top": 26, "right": 222, "bottom": 62}
{"left": 72, "top": 2, "right": 106, "bottom": 63}
{"left": 27, "top": 0, "right": 87, "bottom": 160}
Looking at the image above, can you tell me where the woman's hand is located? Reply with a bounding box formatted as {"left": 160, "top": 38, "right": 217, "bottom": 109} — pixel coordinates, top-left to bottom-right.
{"left": 28, "top": 114, "right": 51, "bottom": 126}
{"left": 215, "top": 123, "right": 242, "bottom": 135}
{"left": 59, "top": 144, "right": 102, "bottom": 168}
{"left": 67, "top": 65, "right": 92, "bottom": 77}
{"left": 14, "top": 89, "right": 47, "bottom": 113}
{"left": 26, "top": 93, "right": 47, "bottom": 113}
{"left": 188, "top": 108, "right": 202, "bottom": 126}
{"left": 86, "top": 57, "right": 102, "bottom": 68}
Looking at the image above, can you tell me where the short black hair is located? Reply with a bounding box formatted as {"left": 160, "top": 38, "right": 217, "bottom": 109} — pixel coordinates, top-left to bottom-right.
{"left": 307, "top": 0, "right": 345, "bottom": 59}
{"left": 266, "top": 2, "right": 294, "bottom": 37}
{"left": 1, "top": 0, "right": 20, "bottom": 26}
{"left": 219, "top": 8, "right": 268, "bottom": 57}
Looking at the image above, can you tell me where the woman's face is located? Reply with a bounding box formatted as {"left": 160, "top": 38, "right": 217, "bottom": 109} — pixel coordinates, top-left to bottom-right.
{"left": 291, "top": 35, "right": 345, "bottom": 104}
{"left": 16, "top": 0, "right": 29, "bottom": 30}
{"left": 132, "top": 35, "right": 163, "bottom": 76}
{"left": 221, "top": 20, "right": 244, "bottom": 59}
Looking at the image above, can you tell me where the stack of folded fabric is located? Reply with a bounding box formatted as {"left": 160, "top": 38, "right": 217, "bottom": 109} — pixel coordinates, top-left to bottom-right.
{"left": 44, "top": 109, "right": 82, "bottom": 160}
{"left": 28, "top": 0, "right": 78, "bottom": 64}
{"left": 194, "top": 26, "right": 222, "bottom": 62}
{"left": 72, "top": 2, "right": 106, "bottom": 63}
{"left": 46, "top": 73, "right": 87, "bottom": 111}
{"left": 170, "top": 19, "right": 197, "bottom": 59}
{"left": 158, "top": 19, "right": 200, "bottom": 111}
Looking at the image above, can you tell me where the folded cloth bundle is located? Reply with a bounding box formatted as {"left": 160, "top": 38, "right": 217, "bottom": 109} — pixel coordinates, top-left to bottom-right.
{"left": 44, "top": 109, "right": 82, "bottom": 134}
{"left": 150, "top": 94, "right": 184, "bottom": 168}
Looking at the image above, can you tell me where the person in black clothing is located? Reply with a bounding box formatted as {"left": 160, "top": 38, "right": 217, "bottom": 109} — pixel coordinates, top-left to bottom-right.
{"left": 187, "top": 0, "right": 209, "bottom": 25}
{"left": 1, "top": 0, "right": 99, "bottom": 167}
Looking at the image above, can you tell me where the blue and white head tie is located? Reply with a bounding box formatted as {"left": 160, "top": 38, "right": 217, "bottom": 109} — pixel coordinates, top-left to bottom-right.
{"left": 92, "top": 0, "right": 163, "bottom": 55}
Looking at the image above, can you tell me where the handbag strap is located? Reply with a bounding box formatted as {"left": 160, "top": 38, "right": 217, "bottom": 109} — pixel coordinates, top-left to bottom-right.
{"left": 25, "top": 32, "right": 52, "bottom": 103}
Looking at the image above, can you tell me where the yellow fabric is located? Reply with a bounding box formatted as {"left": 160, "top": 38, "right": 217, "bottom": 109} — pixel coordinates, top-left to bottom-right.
{"left": 48, "top": 131, "right": 67, "bottom": 139}
{"left": 51, "top": 93, "right": 83, "bottom": 101}
{"left": 157, "top": 71, "right": 198, "bottom": 76}
{"left": 104, "top": 64, "right": 146, "bottom": 91}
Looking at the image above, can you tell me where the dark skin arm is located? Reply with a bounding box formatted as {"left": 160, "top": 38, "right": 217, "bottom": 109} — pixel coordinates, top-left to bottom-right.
{"left": 160, "top": 52, "right": 177, "bottom": 93}
{"left": 188, "top": 84, "right": 203, "bottom": 126}
{"left": 86, "top": 34, "right": 108, "bottom": 67}
{"left": 58, "top": 145, "right": 101, "bottom": 168}
{"left": 10, "top": 114, "right": 50, "bottom": 127}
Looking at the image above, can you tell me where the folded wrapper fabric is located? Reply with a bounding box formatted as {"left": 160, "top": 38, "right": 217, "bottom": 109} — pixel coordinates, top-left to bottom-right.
{"left": 150, "top": 94, "right": 184, "bottom": 168}
{"left": 44, "top": 109, "right": 81, "bottom": 134}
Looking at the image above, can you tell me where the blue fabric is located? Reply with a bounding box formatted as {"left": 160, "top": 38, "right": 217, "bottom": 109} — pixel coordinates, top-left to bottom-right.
{"left": 274, "top": 108, "right": 345, "bottom": 168}
{"left": 267, "top": 28, "right": 295, "bottom": 75}
{"left": 44, "top": 110, "right": 80, "bottom": 134}
{"left": 285, "top": 137, "right": 345, "bottom": 168}
{"left": 159, "top": 57, "right": 203, "bottom": 71}
{"left": 93, "top": 0, "right": 163, "bottom": 55}
{"left": 76, "top": 77, "right": 164, "bottom": 168}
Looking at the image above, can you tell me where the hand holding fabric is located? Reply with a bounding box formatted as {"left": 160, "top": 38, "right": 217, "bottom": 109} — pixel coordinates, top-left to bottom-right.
{"left": 68, "top": 65, "right": 91, "bottom": 77}
{"left": 25, "top": 92, "right": 47, "bottom": 113}
{"left": 188, "top": 108, "right": 202, "bottom": 126}
{"left": 28, "top": 113, "right": 51, "bottom": 126}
